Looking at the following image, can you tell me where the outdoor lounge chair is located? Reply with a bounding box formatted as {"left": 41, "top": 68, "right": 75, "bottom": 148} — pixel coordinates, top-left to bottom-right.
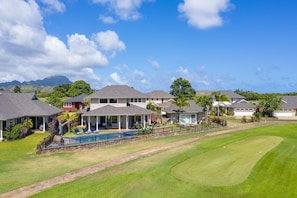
{"left": 83, "top": 128, "right": 91, "bottom": 134}
{"left": 74, "top": 128, "right": 82, "bottom": 135}
{"left": 91, "top": 127, "right": 98, "bottom": 133}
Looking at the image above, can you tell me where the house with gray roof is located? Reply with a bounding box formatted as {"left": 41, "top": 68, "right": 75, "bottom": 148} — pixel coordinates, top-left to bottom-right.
{"left": 273, "top": 96, "right": 297, "bottom": 117}
{"left": 62, "top": 94, "right": 86, "bottom": 112}
{"left": 81, "top": 85, "right": 154, "bottom": 131}
{"left": 0, "top": 92, "right": 63, "bottom": 140}
{"left": 163, "top": 100, "right": 205, "bottom": 124}
{"left": 208, "top": 90, "right": 256, "bottom": 117}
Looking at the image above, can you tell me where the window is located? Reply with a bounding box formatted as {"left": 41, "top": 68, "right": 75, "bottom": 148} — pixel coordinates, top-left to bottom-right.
{"left": 109, "top": 98, "right": 117, "bottom": 103}
{"left": 138, "top": 98, "right": 141, "bottom": 102}
{"left": 100, "top": 99, "right": 108, "bottom": 103}
{"left": 64, "top": 102, "right": 72, "bottom": 107}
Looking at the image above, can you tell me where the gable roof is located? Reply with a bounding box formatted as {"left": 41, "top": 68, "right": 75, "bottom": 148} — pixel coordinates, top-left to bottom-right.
{"left": 163, "top": 100, "right": 204, "bottom": 114}
{"left": 86, "top": 85, "right": 147, "bottom": 99}
{"left": 64, "top": 94, "right": 86, "bottom": 103}
{"left": 146, "top": 90, "right": 175, "bottom": 99}
{"left": 0, "top": 92, "right": 62, "bottom": 120}
{"left": 281, "top": 96, "right": 297, "bottom": 108}
{"left": 219, "top": 90, "right": 245, "bottom": 100}
{"left": 230, "top": 100, "right": 256, "bottom": 108}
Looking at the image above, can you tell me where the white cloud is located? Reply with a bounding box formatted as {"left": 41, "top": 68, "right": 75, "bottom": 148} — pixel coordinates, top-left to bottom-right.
{"left": 39, "top": 0, "right": 66, "bottom": 13}
{"left": 99, "top": 15, "right": 117, "bottom": 24}
{"left": 110, "top": 72, "right": 128, "bottom": 84}
{"left": 178, "top": 0, "right": 232, "bottom": 29}
{"left": 0, "top": 0, "right": 128, "bottom": 84}
{"left": 177, "top": 66, "right": 189, "bottom": 76}
{"left": 93, "top": 30, "right": 126, "bottom": 57}
{"left": 147, "top": 58, "right": 160, "bottom": 69}
{"left": 93, "top": 0, "right": 153, "bottom": 21}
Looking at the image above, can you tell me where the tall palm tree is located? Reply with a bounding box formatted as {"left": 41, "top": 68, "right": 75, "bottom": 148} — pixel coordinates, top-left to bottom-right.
{"left": 172, "top": 97, "right": 190, "bottom": 123}
{"left": 211, "top": 91, "right": 231, "bottom": 116}
{"left": 58, "top": 111, "right": 77, "bottom": 133}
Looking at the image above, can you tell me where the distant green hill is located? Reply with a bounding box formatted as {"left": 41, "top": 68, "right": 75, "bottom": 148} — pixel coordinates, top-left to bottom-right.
{"left": 0, "top": 75, "right": 72, "bottom": 92}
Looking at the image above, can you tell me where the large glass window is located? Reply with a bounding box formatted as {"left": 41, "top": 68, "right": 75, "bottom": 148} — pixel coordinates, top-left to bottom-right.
{"left": 180, "top": 114, "right": 196, "bottom": 124}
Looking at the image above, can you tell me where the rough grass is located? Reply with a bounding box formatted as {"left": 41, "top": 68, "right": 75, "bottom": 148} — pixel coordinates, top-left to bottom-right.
{"left": 31, "top": 123, "right": 297, "bottom": 198}
{"left": 171, "top": 136, "right": 283, "bottom": 186}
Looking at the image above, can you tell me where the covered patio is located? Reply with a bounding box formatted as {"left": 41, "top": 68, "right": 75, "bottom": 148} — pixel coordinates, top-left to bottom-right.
{"left": 81, "top": 104, "right": 154, "bottom": 132}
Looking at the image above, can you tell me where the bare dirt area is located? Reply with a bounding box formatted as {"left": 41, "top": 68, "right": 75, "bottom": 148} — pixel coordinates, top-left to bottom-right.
{"left": 0, "top": 121, "right": 293, "bottom": 198}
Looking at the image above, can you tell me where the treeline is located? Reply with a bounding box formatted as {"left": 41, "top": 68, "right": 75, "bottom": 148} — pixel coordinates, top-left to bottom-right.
{"left": 234, "top": 89, "right": 297, "bottom": 101}
{"left": 37, "top": 80, "right": 93, "bottom": 108}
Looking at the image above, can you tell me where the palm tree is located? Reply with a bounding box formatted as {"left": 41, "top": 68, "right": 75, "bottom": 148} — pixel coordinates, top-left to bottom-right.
{"left": 211, "top": 91, "right": 231, "bottom": 116}
{"left": 172, "top": 97, "right": 190, "bottom": 123}
{"left": 58, "top": 111, "right": 77, "bottom": 133}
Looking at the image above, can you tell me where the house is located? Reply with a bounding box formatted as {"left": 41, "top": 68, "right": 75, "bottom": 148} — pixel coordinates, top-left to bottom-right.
{"left": 62, "top": 94, "right": 86, "bottom": 112}
{"left": 163, "top": 100, "right": 205, "bottom": 124}
{"left": 81, "top": 85, "right": 155, "bottom": 132}
{"left": 0, "top": 92, "right": 63, "bottom": 140}
{"left": 212, "top": 90, "right": 256, "bottom": 117}
{"left": 273, "top": 96, "right": 297, "bottom": 117}
{"left": 146, "top": 90, "right": 175, "bottom": 117}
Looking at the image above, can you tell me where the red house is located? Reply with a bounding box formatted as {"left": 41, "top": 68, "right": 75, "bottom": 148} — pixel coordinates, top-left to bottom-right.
{"left": 62, "top": 94, "right": 86, "bottom": 112}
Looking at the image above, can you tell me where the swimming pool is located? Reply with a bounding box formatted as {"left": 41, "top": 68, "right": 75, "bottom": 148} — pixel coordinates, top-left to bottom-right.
{"left": 64, "top": 130, "right": 139, "bottom": 145}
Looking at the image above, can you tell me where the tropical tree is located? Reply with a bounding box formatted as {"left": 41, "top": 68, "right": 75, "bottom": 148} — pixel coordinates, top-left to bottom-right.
{"left": 67, "top": 80, "right": 93, "bottom": 97}
{"left": 170, "top": 77, "right": 196, "bottom": 100}
{"left": 194, "top": 95, "right": 213, "bottom": 110}
{"left": 211, "top": 91, "right": 231, "bottom": 116}
{"left": 172, "top": 97, "right": 190, "bottom": 123}
{"left": 259, "top": 95, "right": 282, "bottom": 117}
{"left": 13, "top": 85, "right": 21, "bottom": 93}
{"left": 58, "top": 111, "right": 78, "bottom": 133}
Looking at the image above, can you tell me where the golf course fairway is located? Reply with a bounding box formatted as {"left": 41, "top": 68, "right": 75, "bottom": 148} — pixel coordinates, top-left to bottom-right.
{"left": 172, "top": 136, "right": 283, "bottom": 186}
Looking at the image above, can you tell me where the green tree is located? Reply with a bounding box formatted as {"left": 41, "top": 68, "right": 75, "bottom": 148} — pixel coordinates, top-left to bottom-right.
{"left": 172, "top": 97, "right": 190, "bottom": 123}
{"left": 58, "top": 111, "right": 78, "bottom": 133}
{"left": 13, "top": 85, "right": 21, "bottom": 93}
{"left": 211, "top": 91, "right": 231, "bottom": 116}
{"left": 259, "top": 95, "right": 282, "bottom": 117}
{"left": 67, "top": 80, "right": 93, "bottom": 97}
{"left": 53, "top": 84, "right": 71, "bottom": 97}
{"left": 46, "top": 94, "right": 63, "bottom": 108}
{"left": 194, "top": 95, "right": 213, "bottom": 110}
{"left": 170, "top": 77, "right": 195, "bottom": 100}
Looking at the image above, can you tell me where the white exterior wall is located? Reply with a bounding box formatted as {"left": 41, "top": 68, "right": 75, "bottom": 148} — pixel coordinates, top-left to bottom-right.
{"left": 273, "top": 110, "right": 295, "bottom": 117}
{"left": 90, "top": 98, "right": 147, "bottom": 110}
{"left": 233, "top": 109, "right": 255, "bottom": 117}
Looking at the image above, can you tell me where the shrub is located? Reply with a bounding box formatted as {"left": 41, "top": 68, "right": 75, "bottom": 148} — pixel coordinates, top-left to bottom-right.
{"left": 241, "top": 116, "right": 248, "bottom": 123}
{"left": 4, "top": 124, "right": 23, "bottom": 140}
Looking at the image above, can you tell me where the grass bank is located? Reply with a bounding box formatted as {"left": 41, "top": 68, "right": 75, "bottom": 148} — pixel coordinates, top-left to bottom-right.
{"left": 31, "top": 123, "right": 297, "bottom": 198}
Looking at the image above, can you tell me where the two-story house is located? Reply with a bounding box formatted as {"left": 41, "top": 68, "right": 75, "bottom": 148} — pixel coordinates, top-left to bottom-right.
{"left": 81, "top": 85, "right": 154, "bottom": 131}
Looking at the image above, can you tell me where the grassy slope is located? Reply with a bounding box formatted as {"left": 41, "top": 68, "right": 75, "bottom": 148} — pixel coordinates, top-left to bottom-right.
{"left": 31, "top": 123, "right": 297, "bottom": 198}
{"left": 0, "top": 132, "right": 206, "bottom": 193}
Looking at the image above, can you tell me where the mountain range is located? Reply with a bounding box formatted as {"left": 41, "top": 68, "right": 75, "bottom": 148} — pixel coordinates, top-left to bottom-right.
{"left": 0, "top": 76, "right": 72, "bottom": 88}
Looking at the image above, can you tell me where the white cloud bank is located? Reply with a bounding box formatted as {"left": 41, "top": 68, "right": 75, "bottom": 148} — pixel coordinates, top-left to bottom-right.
{"left": 0, "top": 0, "right": 125, "bottom": 83}
{"left": 178, "top": 0, "right": 232, "bottom": 29}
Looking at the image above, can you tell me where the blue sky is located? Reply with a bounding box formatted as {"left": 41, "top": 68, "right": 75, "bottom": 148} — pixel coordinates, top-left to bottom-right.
{"left": 0, "top": 0, "right": 297, "bottom": 93}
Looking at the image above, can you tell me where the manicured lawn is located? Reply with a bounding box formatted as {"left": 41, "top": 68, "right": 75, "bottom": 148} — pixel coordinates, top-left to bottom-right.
{"left": 31, "top": 123, "right": 297, "bottom": 198}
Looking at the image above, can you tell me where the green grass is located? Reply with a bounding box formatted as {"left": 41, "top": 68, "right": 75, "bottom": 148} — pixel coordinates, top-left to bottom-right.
{"left": 31, "top": 123, "right": 297, "bottom": 198}
{"left": 172, "top": 136, "right": 283, "bottom": 186}
{"left": 0, "top": 132, "right": 49, "bottom": 162}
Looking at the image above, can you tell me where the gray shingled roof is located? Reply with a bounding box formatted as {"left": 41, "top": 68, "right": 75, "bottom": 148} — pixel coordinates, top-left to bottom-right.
{"left": 64, "top": 94, "right": 86, "bottom": 103}
{"left": 220, "top": 90, "right": 245, "bottom": 100}
{"left": 83, "top": 104, "right": 154, "bottom": 116}
{"left": 146, "top": 90, "right": 175, "bottom": 99}
{"left": 230, "top": 100, "right": 256, "bottom": 108}
{"left": 281, "top": 96, "right": 297, "bottom": 108}
{"left": 0, "top": 92, "right": 63, "bottom": 120}
{"left": 163, "top": 100, "right": 204, "bottom": 113}
{"left": 86, "top": 85, "right": 147, "bottom": 99}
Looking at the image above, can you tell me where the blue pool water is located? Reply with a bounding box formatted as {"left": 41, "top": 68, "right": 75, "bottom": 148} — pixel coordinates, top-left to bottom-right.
{"left": 65, "top": 130, "right": 138, "bottom": 144}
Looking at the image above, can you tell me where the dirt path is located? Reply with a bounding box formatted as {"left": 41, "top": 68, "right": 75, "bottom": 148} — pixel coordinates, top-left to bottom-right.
{"left": 0, "top": 122, "right": 287, "bottom": 198}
